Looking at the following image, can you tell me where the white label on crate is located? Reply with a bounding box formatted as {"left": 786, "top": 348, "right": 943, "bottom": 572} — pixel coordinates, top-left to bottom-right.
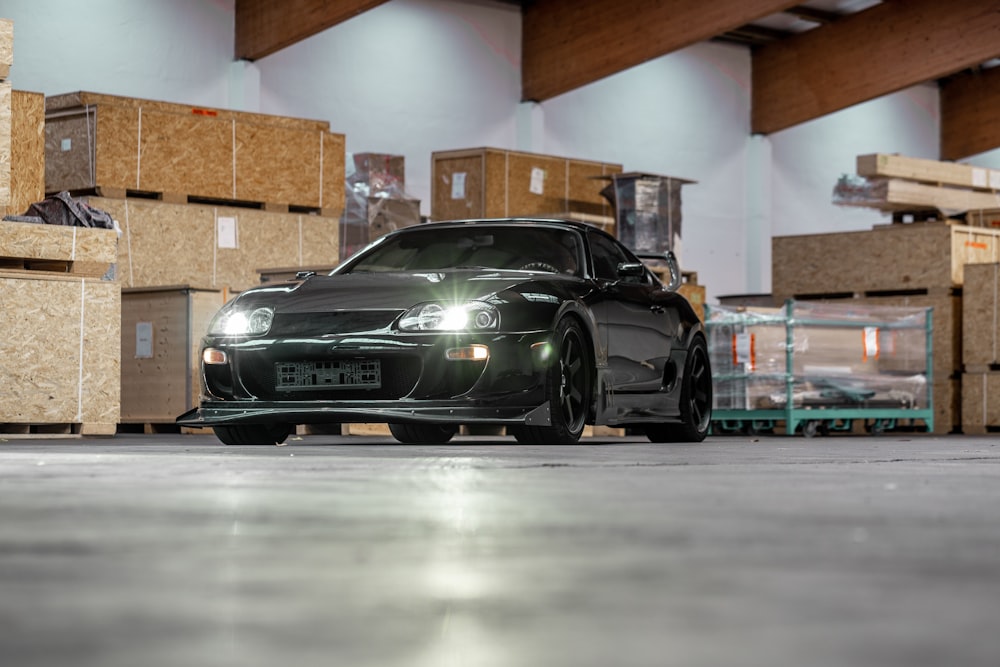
{"left": 217, "top": 216, "right": 238, "bottom": 249}
{"left": 990, "top": 170, "right": 1000, "bottom": 190}
{"left": 863, "top": 327, "right": 880, "bottom": 361}
{"left": 972, "top": 168, "right": 988, "bottom": 188}
{"left": 135, "top": 321, "right": 154, "bottom": 359}
{"left": 529, "top": 167, "right": 545, "bottom": 195}
{"left": 451, "top": 172, "right": 466, "bottom": 200}
{"left": 60, "top": 138, "right": 72, "bottom": 152}
{"left": 733, "top": 332, "right": 755, "bottom": 371}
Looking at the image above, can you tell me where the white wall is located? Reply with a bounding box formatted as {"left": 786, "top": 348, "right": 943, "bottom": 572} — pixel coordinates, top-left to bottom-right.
{"left": 4, "top": 0, "right": 999, "bottom": 303}
{"left": 1, "top": 0, "right": 235, "bottom": 106}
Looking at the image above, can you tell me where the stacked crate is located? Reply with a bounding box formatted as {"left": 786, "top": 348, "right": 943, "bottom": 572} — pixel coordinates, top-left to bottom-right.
{"left": 961, "top": 263, "right": 1000, "bottom": 433}
{"left": 773, "top": 221, "right": 1000, "bottom": 434}
{"left": 41, "top": 90, "right": 349, "bottom": 428}
{"left": 340, "top": 152, "right": 420, "bottom": 259}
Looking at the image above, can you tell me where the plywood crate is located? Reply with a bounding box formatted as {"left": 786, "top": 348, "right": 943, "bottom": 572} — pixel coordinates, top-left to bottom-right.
{"left": 121, "top": 286, "right": 225, "bottom": 425}
{"left": 962, "top": 263, "right": 1000, "bottom": 369}
{"left": 857, "top": 153, "right": 1000, "bottom": 192}
{"left": 773, "top": 223, "right": 1000, "bottom": 296}
{"left": 85, "top": 196, "right": 339, "bottom": 292}
{"left": 0, "top": 81, "right": 10, "bottom": 209}
{"left": 0, "top": 217, "right": 117, "bottom": 276}
{"left": 0, "top": 271, "right": 120, "bottom": 434}
{"left": 0, "top": 18, "right": 10, "bottom": 79}
{"left": 45, "top": 91, "right": 345, "bottom": 213}
{"left": 1, "top": 90, "right": 45, "bottom": 217}
{"left": 431, "top": 147, "right": 622, "bottom": 221}
{"left": 961, "top": 372, "right": 1000, "bottom": 434}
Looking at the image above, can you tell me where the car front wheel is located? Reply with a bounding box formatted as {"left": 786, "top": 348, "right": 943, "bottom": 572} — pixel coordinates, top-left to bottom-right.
{"left": 213, "top": 423, "right": 292, "bottom": 446}
{"left": 389, "top": 423, "right": 458, "bottom": 444}
{"left": 646, "top": 334, "right": 712, "bottom": 443}
{"left": 510, "top": 318, "right": 591, "bottom": 444}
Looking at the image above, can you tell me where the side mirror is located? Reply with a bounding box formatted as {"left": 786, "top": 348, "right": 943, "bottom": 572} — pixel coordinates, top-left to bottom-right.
{"left": 616, "top": 262, "right": 646, "bottom": 278}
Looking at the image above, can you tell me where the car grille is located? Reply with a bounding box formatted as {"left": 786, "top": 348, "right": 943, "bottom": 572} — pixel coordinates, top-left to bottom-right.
{"left": 269, "top": 310, "right": 401, "bottom": 336}
{"left": 242, "top": 355, "right": 421, "bottom": 401}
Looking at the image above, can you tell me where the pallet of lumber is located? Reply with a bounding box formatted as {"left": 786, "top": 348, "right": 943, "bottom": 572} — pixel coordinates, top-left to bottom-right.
{"left": 833, "top": 175, "right": 1000, "bottom": 214}
{"left": 45, "top": 91, "right": 346, "bottom": 213}
{"left": 857, "top": 153, "right": 1000, "bottom": 192}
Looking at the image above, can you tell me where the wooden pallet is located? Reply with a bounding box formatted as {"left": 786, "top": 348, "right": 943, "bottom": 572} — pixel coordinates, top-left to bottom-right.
{"left": 0, "top": 422, "right": 117, "bottom": 437}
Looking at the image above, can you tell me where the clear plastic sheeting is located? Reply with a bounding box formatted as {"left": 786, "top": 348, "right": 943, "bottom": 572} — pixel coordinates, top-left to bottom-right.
{"left": 340, "top": 153, "right": 421, "bottom": 260}
{"left": 598, "top": 172, "right": 694, "bottom": 262}
{"left": 705, "top": 300, "right": 934, "bottom": 434}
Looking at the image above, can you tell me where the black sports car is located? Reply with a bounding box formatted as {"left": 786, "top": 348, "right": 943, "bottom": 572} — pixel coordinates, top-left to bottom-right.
{"left": 176, "top": 218, "right": 711, "bottom": 445}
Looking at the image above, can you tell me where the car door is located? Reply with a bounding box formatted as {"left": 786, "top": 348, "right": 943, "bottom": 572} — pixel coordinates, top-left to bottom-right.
{"left": 588, "top": 231, "right": 678, "bottom": 393}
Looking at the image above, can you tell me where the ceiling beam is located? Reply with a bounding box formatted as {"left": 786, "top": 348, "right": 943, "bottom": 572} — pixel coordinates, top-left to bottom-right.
{"left": 752, "top": 0, "right": 1000, "bottom": 135}
{"left": 521, "top": 0, "right": 801, "bottom": 102}
{"left": 940, "top": 66, "right": 1000, "bottom": 160}
{"left": 235, "top": 0, "right": 389, "bottom": 62}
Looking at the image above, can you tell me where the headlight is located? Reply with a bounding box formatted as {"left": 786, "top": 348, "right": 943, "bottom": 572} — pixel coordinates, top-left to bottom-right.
{"left": 398, "top": 301, "right": 498, "bottom": 331}
{"left": 208, "top": 306, "right": 275, "bottom": 335}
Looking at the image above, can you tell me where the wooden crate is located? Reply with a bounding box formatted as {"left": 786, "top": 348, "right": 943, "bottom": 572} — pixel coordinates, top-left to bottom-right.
{"left": 0, "top": 271, "right": 120, "bottom": 434}
{"left": 120, "top": 286, "right": 225, "bottom": 424}
{"left": 961, "top": 372, "right": 1000, "bottom": 434}
{"left": 0, "top": 18, "right": 10, "bottom": 79}
{"left": 1, "top": 90, "right": 45, "bottom": 217}
{"left": 85, "top": 196, "right": 340, "bottom": 292}
{"left": 0, "top": 81, "right": 9, "bottom": 209}
{"left": 0, "top": 217, "right": 117, "bottom": 277}
{"left": 962, "top": 263, "right": 1000, "bottom": 369}
{"left": 857, "top": 153, "right": 1000, "bottom": 192}
{"left": 772, "top": 223, "right": 1000, "bottom": 296}
{"left": 431, "top": 147, "right": 621, "bottom": 221}
{"left": 45, "top": 91, "right": 345, "bottom": 213}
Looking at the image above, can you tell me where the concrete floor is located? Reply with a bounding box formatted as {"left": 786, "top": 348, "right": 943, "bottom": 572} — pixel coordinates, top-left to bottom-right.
{"left": 1, "top": 431, "right": 999, "bottom": 667}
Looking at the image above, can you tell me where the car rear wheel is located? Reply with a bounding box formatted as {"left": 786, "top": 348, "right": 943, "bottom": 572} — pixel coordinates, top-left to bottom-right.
{"left": 510, "top": 318, "right": 591, "bottom": 444}
{"left": 646, "top": 335, "right": 712, "bottom": 443}
{"left": 389, "top": 423, "right": 458, "bottom": 444}
{"left": 213, "top": 423, "right": 292, "bottom": 446}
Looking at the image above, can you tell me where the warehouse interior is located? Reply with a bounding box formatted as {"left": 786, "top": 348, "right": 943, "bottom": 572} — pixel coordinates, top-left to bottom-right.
{"left": 3, "top": 3, "right": 1000, "bottom": 667}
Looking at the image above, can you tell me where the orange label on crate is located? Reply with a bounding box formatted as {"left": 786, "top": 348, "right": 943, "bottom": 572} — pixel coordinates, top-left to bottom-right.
{"left": 965, "top": 241, "right": 989, "bottom": 250}
{"left": 191, "top": 108, "right": 219, "bottom": 117}
{"left": 732, "top": 333, "right": 756, "bottom": 371}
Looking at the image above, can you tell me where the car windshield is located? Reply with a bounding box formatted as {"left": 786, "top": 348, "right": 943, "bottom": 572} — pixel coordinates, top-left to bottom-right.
{"left": 344, "top": 225, "right": 584, "bottom": 277}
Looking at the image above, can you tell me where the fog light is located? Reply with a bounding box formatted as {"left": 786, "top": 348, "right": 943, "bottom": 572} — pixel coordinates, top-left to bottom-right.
{"left": 203, "top": 348, "right": 228, "bottom": 365}
{"left": 446, "top": 344, "right": 489, "bottom": 361}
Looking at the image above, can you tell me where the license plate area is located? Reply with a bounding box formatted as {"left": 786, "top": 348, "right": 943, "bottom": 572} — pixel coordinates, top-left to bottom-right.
{"left": 275, "top": 360, "right": 382, "bottom": 391}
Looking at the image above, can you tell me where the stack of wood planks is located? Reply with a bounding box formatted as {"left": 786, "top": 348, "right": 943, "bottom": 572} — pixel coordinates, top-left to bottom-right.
{"left": 834, "top": 153, "right": 1000, "bottom": 222}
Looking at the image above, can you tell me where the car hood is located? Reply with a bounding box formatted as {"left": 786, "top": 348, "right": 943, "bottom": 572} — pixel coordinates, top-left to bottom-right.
{"left": 246, "top": 270, "right": 573, "bottom": 313}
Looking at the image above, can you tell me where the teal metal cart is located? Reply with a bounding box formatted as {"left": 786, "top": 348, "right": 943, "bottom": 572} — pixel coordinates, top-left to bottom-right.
{"left": 705, "top": 299, "right": 934, "bottom": 436}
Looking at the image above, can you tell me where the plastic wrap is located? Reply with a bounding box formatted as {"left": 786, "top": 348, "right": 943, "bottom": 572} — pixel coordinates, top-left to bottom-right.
{"left": 340, "top": 153, "right": 421, "bottom": 260}
{"left": 706, "top": 300, "right": 932, "bottom": 415}
{"left": 599, "top": 172, "right": 694, "bottom": 262}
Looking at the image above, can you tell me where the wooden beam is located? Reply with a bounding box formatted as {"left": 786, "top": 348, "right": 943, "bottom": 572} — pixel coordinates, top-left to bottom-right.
{"left": 235, "top": 0, "right": 389, "bottom": 61}
{"left": 522, "top": 0, "right": 801, "bottom": 102}
{"left": 941, "top": 66, "right": 1000, "bottom": 160}
{"left": 752, "top": 0, "right": 1000, "bottom": 135}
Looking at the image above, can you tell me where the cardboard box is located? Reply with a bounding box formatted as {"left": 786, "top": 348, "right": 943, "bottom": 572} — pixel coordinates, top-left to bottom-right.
{"left": 45, "top": 91, "right": 345, "bottom": 212}
{"left": 431, "top": 147, "right": 621, "bottom": 221}
{"left": 120, "top": 286, "right": 225, "bottom": 424}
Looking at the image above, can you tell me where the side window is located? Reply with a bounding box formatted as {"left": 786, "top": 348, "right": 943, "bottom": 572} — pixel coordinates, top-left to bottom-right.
{"left": 589, "top": 232, "right": 640, "bottom": 282}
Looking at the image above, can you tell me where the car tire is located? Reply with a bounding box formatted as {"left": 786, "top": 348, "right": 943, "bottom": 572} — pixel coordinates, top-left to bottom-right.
{"left": 646, "top": 334, "right": 712, "bottom": 443}
{"left": 213, "top": 423, "right": 292, "bottom": 446}
{"left": 510, "top": 318, "right": 591, "bottom": 444}
{"left": 389, "top": 423, "right": 458, "bottom": 444}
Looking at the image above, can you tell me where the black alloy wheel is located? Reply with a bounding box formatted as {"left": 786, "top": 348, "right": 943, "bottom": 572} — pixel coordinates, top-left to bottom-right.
{"left": 511, "top": 318, "right": 591, "bottom": 444}
{"left": 646, "top": 334, "right": 712, "bottom": 443}
{"left": 389, "top": 423, "right": 458, "bottom": 444}
{"left": 213, "top": 423, "right": 292, "bottom": 446}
